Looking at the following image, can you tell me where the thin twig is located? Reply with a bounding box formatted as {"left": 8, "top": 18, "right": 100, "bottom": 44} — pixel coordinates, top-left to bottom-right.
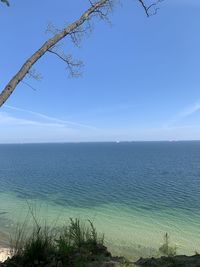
{"left": 21, "top": 80, "right": 37, "bottom": 91}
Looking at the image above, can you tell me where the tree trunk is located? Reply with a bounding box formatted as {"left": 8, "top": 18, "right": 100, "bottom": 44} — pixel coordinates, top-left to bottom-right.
{"left": 0, "top": 0, "right": 109, "bottom": 107}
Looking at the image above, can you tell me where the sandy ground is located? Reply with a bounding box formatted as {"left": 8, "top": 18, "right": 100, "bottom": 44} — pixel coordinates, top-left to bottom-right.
{"left": 0, "top": 248, "right": 10, "bottom": 263}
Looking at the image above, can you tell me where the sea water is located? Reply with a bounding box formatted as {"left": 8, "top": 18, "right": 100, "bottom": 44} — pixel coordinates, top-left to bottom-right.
{"left": 0, "top": 142, "right": 200, "bottom": 259}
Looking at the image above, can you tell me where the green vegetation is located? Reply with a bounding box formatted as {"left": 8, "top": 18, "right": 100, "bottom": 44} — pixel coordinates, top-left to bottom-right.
{"left": 5, "top": 218, "right": 109, "bottom": 267}
{"left": 1, "top": 219, "right": 200, "bottom": 267}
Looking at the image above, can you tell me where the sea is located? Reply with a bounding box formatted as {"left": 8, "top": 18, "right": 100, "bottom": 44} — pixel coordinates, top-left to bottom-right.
{"left": 0, "top": 141, "right": 200, "bottom": 259}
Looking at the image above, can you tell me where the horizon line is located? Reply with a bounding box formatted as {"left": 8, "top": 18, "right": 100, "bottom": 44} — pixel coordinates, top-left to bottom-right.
{"left": 0, "top": 140, "right": 200, "bottom": 145}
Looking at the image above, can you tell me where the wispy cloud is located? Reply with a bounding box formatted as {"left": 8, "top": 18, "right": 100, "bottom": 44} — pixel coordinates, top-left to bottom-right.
{"left": 0, "top": 112, "right": 66, "bottom": 128}
{"left": 0, "top": 111, "right": 79, "bottom": 144}
{"left": 179, "top": 103, "right": 200, "bottom": 118}
{"left": 4, "top": 105, "right": 98, "bottom": 130}
{"left": 163, "top": 102, "right": 200, "bottom": 128}
{"left": 0, "top": 108, "right": 100, "bottom": 143}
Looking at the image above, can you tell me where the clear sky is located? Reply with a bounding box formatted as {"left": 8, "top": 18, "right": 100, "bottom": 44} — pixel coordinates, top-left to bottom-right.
{"left": 1, "top": 0, "right": 200, "bottom": 143}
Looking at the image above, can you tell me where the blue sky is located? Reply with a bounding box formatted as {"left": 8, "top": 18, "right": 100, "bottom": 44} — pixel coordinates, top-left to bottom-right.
{"left": 1, "top": 0, "right": 200, "bottom": 143}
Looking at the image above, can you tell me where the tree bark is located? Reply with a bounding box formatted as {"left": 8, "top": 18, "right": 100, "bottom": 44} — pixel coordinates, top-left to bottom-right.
{"left": 0, "top": 0, "right": 109, "bottom": 107}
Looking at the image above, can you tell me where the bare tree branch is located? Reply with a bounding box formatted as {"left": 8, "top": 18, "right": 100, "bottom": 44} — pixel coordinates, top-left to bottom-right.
{"left": 48, "top": 49, "right": 83, "bottom": 77}
{"left": 0, "top": 0, "right": 163, "bottom": 107}
{"left": 45, "top": 22, "right": 61, "bottom": 36}
{"left": 138, "top": 0, "right": 163, "bottom": 17}
{"left": 1, "top": 0, "right": 9, "bottom": 6}
{"left": 27, "top": 68, "right": 43, "bottom": 81}
{"left": 21, "top": 80, "right": 37, "bottom": 91}
{"left": 69, "top": 26, "right": 88, "bottom": 47}
{"left": 0, "top": 0, "right": 113, "bottom": 107}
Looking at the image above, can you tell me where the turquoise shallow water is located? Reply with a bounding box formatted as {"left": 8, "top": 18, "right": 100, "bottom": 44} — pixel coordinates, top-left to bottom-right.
{"left": 0, "top": 142, "right": 200, "bottom": 259}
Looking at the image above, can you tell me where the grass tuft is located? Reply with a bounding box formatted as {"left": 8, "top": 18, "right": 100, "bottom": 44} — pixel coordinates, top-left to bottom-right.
{"left": 9, "top": 217, "right": 106, "bottom": 267}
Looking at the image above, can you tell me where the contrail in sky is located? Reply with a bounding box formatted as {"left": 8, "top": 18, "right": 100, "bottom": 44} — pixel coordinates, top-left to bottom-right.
{"left": 4, "top": 105, "right": 99, "bottom": 130}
